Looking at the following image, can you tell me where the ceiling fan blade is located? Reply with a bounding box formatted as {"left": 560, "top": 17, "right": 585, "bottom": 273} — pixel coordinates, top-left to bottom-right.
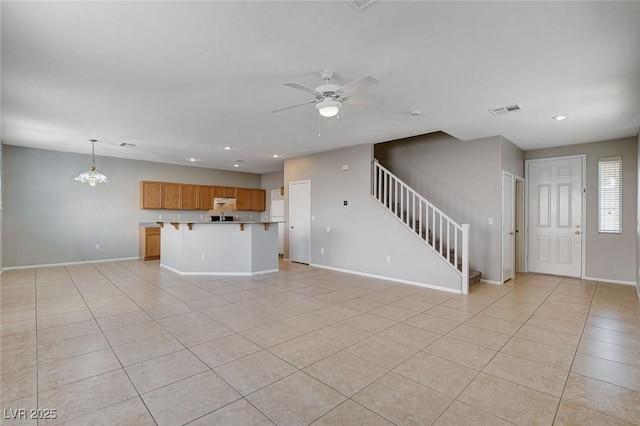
{"left": 343, "top": 96, "right": 383, "bottom": 106}
{"left": 283, "top": 82, "right": 322, "bottom": 96}
{"left": 271, "top": 99, "right": 316, "bottom": 113}
{"left": 337, "top": 75, "right": 379, "bottom": 95}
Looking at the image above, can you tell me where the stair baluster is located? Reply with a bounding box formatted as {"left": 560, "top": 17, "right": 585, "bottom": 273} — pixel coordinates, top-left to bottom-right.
{"left": 371, "top": 159, "right": 471, "bottom": 294}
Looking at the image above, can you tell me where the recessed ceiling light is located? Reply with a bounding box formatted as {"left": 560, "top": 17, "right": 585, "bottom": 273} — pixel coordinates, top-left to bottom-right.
{"left": 410, "top": 110, "right": 421, "bottom": 116}
{"left": 272, "top": 154, "right": 279, "bottom": 158}
{"left": 552, "top": 115, "right": 567, "bottom": 121}
{"left": 223, "top": 146, "right": 232, "bottom": 150}
{"left": 188, "top": 158, "right": 198, "bottom": 162}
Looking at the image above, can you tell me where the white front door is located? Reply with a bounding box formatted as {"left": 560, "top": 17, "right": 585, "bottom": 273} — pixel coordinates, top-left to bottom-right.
{"left": 289, "top": 180, "right": 311, "bottom": 264}
{"left": 502, "top": 172, "right": 515, "bottom": 282}
{"left": 527, "top": 157, "right": 583, "bottom": 277}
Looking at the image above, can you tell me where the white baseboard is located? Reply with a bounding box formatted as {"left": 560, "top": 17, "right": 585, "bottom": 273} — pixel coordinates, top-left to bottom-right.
{"left": 1, "top": 257, "right": 139, "bottom": 272}
{"left": 583, "top": 276, "right": 636, "bottom": 286}
{"left": 160, "top": 264, "right": 278, "bottom": 276}
{"left": 310, "top": 263, "right": 461, "bottom": 294}
{"left": 480, "top": 279, "right": 502, "bottom": 286}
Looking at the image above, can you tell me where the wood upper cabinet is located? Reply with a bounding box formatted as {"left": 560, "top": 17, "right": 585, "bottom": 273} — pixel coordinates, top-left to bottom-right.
{"left": 180, "top": 184, "right": 198, "bottom": 210}
{"left": 140, "top": 181, "right": 163, "bottom": 209}
{"left": 162, "top": 183, "right": 181, "bottom": 209}
{"left": 233, "top": 188, "right": 266, "bottom": 211}
{"left": 140, "top": 181, "right": 265, "bottom": 211}
{"left": 198, "top": 186, "right": 214, "bottom": 210}
{"left": 213, "top": 186, "right": 236, "bottom": 198}
{"left": 250, "top": 189, "right": 266, "bottom": 211}
{"left": 234, "top": 187, "right": 252, "bottom": 211}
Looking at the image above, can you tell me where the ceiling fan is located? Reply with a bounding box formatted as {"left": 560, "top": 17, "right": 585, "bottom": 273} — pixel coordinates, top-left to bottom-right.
{"left": 272, "top": 70, "right": 380, "bottom": 117}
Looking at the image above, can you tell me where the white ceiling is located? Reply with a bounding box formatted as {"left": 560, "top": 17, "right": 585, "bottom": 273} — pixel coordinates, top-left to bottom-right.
{"left": 2, "top": 1, "right": 639, "bottom": 174}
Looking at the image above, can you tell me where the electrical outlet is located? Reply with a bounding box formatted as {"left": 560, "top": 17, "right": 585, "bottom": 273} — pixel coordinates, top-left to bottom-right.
{"left": 250, "top": 214, "right": 253, "bottom": 219}
{"left": 200, "top": 214, "right": 204, "bottom": 220}
{"left": 201, "top": 254, "right": 206, "bottom": 261}
{"left": 488, "top": 217, "right": 494, "bottom": 225}
{"left": 158, "top": 214, "right": 162, "bottom": 219}
{"left": 177, "top": 214, "right": 181, "bottom": 219}
{"left": 321, "top": 248, "right": 325, "bottom": 254}
{"left": 386, "top": 256, "right": 391, "bottom": 263}
{"left": 95, "top": 244, "right": 100, "bottom": 250}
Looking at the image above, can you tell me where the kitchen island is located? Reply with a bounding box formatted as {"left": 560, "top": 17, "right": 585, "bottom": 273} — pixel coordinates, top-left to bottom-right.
{"left": 158, "top": 221, "right": 278, "bottom": 275}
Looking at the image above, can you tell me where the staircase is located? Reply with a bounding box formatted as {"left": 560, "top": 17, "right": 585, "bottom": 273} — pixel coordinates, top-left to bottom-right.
{"left": 371, "top": 160, "right": 481, "bottom": 293}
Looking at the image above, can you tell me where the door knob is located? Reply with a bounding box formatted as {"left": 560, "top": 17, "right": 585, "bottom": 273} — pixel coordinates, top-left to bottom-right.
{"left": 509, "top": 232, "right": 515, "bottom": 235}
{"left": 575, "top": 231, "right": 582, "bottom": 235}
{"left": 290, "top": 226, "right": 294, "bottom": 229}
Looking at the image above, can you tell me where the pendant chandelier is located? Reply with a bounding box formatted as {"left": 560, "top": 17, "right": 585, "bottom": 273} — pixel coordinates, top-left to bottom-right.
{"left": 74, "top": 139, "right": 110, "bottom": 186}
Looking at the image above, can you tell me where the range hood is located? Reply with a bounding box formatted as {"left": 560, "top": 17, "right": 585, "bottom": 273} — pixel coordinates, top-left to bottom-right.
{"left": 214, "top": 197, "right": 237, "bottom": 204}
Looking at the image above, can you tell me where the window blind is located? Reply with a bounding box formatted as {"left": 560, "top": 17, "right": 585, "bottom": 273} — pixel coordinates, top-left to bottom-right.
{"left": 598, "top": 156, "right": 622, "bottom": 233}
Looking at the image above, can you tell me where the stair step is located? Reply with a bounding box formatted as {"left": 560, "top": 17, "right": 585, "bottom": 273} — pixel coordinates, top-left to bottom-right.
{"left": 469, "top": 270, "right": 482, "bottom": 285}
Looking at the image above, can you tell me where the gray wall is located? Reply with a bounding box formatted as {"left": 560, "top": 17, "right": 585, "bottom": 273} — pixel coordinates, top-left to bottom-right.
{"left": 261, "top": 170, "right": 284, "bottom": 222}
{"left": 0, "top": 142, "right": 3, "bottom": 270}
{"left": 501, "top": 137, "right": 525, "bottom": 178}
{"left": 2, "top": 145, "right": 262, "bottom": 268}
{"left": 284, "top": 143, "right": 461, "bottom": 291}
{"left": 375, "top": 132, "right": 506, "bottom": 283}
{"left": 525, "top": 137, "right": 637, "bottom": 283}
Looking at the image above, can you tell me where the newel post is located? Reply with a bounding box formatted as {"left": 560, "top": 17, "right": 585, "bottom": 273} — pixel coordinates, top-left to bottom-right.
{"left": 462, "top": 223, "right": 470, "bottom": 295}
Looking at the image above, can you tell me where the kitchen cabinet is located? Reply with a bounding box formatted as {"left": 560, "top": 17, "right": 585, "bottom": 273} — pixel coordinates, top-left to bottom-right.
{"left": 250, "top": 189, "right": 266, "bottom": 211}
{"left": 140, "top": 181, "right": 163, "bottom": 209}
{"left": 139, "top": 226, "right": 160, "bottom": 260}
{"left": 180, "top": 184, "right": 199, "bottom": 209}
{"left": 234, "top": 187, "right": 252, "bottom": 211}
{"left": 233, "top": 188, "right": 265, "bottom": 211}
{"left": 213, "top": 186, "right": 236, "bottom": 198}
{"left": 198, "top": 186, "right": 214, "bottom": 210}
{"left": 140, "top": 181, "right": 265, "bottom": 211}
{"left": 163, "top": 183, "right": 181, "bottom": 209}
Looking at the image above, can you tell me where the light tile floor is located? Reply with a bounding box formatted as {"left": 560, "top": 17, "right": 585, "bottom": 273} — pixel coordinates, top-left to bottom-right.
{"left": 1, "top": 260, "right": 639, "bottom": 425}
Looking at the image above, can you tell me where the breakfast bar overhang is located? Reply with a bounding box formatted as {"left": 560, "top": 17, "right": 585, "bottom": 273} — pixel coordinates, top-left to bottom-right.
{"left": 158, "top": 221, "right": 279, "bottom": 275}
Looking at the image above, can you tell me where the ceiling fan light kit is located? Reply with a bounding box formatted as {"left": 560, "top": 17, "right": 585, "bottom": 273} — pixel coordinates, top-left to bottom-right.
{"left": 316, "top": 98, "right": 342, "bottom": 117}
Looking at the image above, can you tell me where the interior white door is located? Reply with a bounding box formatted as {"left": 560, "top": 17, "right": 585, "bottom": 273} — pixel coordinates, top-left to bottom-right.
{"left": 289, "top": 180, "right": 311, "bottom": 264}
{"left": 528, "top": 157, "right": 583, "bottom": 277}
{"left": 502, "top": 172, "right": 515, "bottom": 282}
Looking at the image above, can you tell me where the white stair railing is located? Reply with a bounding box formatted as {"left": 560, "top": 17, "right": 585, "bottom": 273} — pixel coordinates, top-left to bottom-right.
{"left": 372, "top": 159, "right": 470, "bottom": 294}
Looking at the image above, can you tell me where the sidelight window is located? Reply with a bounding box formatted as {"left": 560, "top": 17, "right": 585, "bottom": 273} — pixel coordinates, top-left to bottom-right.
{"left": 598, "top": 156, "right": 622, "bottom": 233}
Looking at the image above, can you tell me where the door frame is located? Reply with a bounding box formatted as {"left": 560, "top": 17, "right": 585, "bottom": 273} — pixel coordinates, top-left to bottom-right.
{"left": 501, "top": 171, "right": 516, "bottom": 283}
{"left": 524, "top": 155, "right": 586, "bottom": 277}
{"left": 515, "top": 176, "right": 525, "bottom": 274}
{"left": 288, "top": 179, "right": 311, "bottom": 264}
{"left": 501, "top": 172, "right": 525, "bottom": 283}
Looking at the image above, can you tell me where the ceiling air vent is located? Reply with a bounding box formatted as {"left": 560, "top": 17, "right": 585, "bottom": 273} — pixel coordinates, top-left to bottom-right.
{"left": 490, "top": 104, "right": 524, "bottom": 116}
{"left": 348, "top": 0, "right": 376, "bottom": 12}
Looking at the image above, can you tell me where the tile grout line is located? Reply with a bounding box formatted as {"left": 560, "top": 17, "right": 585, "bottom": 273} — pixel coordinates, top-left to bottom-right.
{"left": 423, "top": 274, "right": 538, "bottom": 426}
{"left": 553, "top": 280, "right": 639, "bottom": 425}
{"left": 60, "top": 263, "right": 160, "bottom": 426}
{"left": 18, "top": 261, "right": 637, "bottom": 425}
{"left": 551, "top": 278, "right": 597, "bottom": 424}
